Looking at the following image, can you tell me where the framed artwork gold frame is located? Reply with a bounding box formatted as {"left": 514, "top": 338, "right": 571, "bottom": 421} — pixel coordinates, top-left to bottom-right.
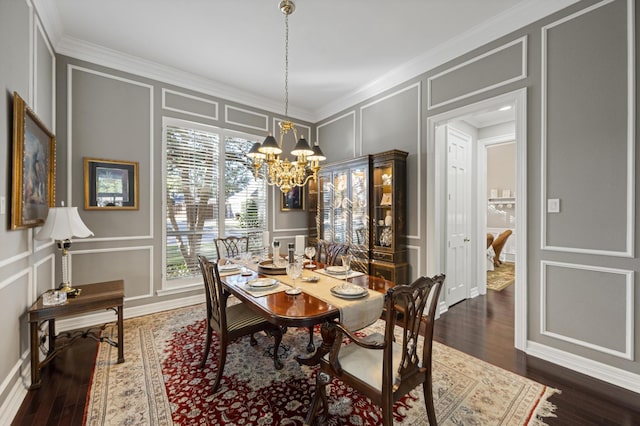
{"left": 84, "top": 158, "right": 139, "bottom": 210}
{"left": 11, "top": 92, "right": 56, "bottom": 230}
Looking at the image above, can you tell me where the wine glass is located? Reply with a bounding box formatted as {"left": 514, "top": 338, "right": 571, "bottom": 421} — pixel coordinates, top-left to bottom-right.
{"left": 341, "top": 254, "right": 352, "bottom": 278}
{"left": 304, "top": 246, "right": 316, "bottom": 265}
{"left": 286, "top": 261, "right": 303, "bottom": 291}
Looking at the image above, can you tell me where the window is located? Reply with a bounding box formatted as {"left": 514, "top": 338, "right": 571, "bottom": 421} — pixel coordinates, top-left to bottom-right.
{"left": 163, "top": 118, "right": 266, "bottom": 286}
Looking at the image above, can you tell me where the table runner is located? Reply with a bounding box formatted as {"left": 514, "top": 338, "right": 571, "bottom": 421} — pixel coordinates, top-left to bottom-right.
{"left": 235, "top": 260, "right": 384, "bottom": 330}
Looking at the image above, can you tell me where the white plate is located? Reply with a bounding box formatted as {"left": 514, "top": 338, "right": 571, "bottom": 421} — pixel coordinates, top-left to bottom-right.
{"left": 304, "top": 263, "right": 316, "bottom": 269}
{"left": 325, "top": 266, "right": 348, "bottom": 274}
{"left": 301, "top": 276, "right": 319, "bottom": 282}
{"left": 219, "top": 264, "right": 241, "bottom": 272}
{"left": 285, "top": 287, "right": 302, "bottom": 295}
{"left": 330, "top": 284, "right": 368, "bottom": 299}
{"left": 247, "top": 278, "right": 278, "bottom": 288}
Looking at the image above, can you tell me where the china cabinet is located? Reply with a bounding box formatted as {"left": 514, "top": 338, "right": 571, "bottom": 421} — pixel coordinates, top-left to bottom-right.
{"left": 308, "top": 149, "right": 408, "bottom": 283}
{"left": 370, "top": 150, "right": 408, "bottom": 284}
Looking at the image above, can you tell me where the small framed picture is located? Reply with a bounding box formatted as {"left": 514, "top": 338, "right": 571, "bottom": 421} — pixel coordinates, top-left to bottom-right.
{"left": 84, "top": 158, "right": 139, "bottom": 210}
{"left": 281, "top": 186, "right": 304, "bottom": 211}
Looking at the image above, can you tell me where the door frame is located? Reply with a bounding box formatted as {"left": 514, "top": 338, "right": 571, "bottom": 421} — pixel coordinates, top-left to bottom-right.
{"left": 426, "top": 88, "right": 527, "bottom": 350}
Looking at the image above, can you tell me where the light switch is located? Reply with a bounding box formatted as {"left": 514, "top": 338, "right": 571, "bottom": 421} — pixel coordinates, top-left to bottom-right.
{"left": 547, "top": 198, "right": 560, "bottom": 213}
{"left": 0, "top": 196, "right": 5, "bottom": 215}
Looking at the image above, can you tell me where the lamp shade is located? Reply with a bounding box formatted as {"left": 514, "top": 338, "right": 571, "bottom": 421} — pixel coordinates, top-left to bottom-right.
{"left": 247, "top": 141, "right": 266, "bottom": 159}
{"left": 258, "top": 134, "right": 282, "bottom": 155}
{"left": 35, "top": 207, "right": 94, "bottom": 241}
{"left": 309, "top": 142, "right": 326, "bottom": 162}
{"left": 290, "top": 136, "right": 314, "bottom": 156}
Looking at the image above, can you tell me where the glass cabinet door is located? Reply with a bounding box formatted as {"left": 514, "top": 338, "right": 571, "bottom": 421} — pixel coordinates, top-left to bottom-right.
{"left": 350, "top": 166, "right": 368, "bottom": 248}
{"left": 373, "top": 161, "right": 394, "bottom": 250}
{"left": 332, "top": 170, "right": 348, "bottom": 243}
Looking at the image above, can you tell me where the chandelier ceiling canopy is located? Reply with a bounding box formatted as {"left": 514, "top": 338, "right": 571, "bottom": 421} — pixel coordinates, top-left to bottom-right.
{"left": 247, "top": 0, "right": 325, "bottom": 194}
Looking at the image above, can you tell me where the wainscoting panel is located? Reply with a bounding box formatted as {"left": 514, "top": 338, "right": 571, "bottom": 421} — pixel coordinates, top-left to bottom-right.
{"left": 428, "top": 36, "right": 526, "bottom": 110}
{"left": 541, "top": 0, "right": 634, "bottom": 256}
{"left": 71, "top": 246, "right": 154, "bottom": 301}
{"left": 541, "top": 261, "right": 633, "bottom": 360}
{"left": 225, "top": 105, "right": 268, "bottom": 132}
{"left": 162, "top": 88, "right": 218, "bottom": 120}
{"left": 316, "top": 111, "right": 356, "bottom": 162}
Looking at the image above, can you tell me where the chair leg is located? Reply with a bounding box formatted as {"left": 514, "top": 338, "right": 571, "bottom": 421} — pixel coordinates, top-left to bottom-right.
{"left": 307, "top": 326, "right": 316, "bottom": 353}
{"left": 249, "top": 333, "right": 258, "bottom": 346}
{"left": 306, "top": 372, "right": 330, "bottom": 425}
{"left": 212, "top": 338, "right": 227, "bottom": 393}
{"left": 199, "top": 323, "right": 212, "bottom": 368}
{"left": 423, "top": 371, "right": 438, "bottom": 426}
{"left": 381, "top": 395, "right": 393, "bottom": 426}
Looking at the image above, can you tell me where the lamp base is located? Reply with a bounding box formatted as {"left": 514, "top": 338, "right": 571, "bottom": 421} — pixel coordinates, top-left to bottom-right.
{"left": 59, "top": 283, "right": 81, "bottom": 297}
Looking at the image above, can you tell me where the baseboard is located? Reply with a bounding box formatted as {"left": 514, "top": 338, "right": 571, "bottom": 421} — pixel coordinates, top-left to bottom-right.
{"left": 0, "top": 360, "right": 28, "bottom": 425}
{"left": 527, "top": 341, "right": 640, "bottom": 394}
{"left": 56, "top": 294, "right": 204, "bottom": 332}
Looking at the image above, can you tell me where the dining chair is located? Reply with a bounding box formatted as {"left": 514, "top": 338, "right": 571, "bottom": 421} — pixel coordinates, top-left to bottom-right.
{"left": 305, "top": 274, "right": 445, "bottom": 426}
{"left": 214, "top": 235, "right": 249, "bottom": 260}
{"left": 491, "top": 229, "right": 512, "bottom": 267}
{"left": 316, "top": 239, "right": 349, "bottom": 265}
{"left": 197, "top": 255, "right": 284, "bottom": 393}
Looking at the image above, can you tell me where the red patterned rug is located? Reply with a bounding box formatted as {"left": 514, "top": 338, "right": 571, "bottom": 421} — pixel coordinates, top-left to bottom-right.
{"left": 84, "top": 304, "right": 559, "bottom": 425}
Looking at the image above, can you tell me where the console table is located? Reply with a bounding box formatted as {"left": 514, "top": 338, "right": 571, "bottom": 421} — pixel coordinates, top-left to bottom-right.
{"left": 27, "top": 280, "right": 124, "bottom": 390}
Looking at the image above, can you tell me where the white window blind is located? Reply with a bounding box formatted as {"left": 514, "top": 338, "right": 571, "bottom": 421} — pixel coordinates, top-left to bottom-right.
{"left": 164, "top": 120, "right": 266, "bottom": 283}
{"left": 166, "top": 124, "right": 219, "bottom": 279}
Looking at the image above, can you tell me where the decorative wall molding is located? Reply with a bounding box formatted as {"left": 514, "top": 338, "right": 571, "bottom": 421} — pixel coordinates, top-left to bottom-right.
{"left": 406, "top": 244, "right": 421, "bottom": 278}
{"left": 162, "top": 88, "right": 218, "bottom": 120}
{"left": 0, "top": 250, "right": 31, "bottom": 270}
{"left": 316, "top": 110, "right": 356, "bottom": 157}
{"left": 540, "top": 260, "right": 634, "bottom": 360}
{"left": 427, "top": 36, "right": 527, "bottom": 110}
{"left": 71, "top": 245, "right": 154, "bottom": 300}
{"left": 527, "top": 341, "right": 640, "bottom": 395}
{"left": 32, "top": 253, "right": 55, "bottom": 303}
{"left": 67, "top": 65, "right": 154, "bottom": 240}
{"left": 360, "top": 82, "right": 421, "bottom": 240}
{"left": 0, "top": 359, "right": 28, "bottom": 425}
{"left": 224, "top": 105, "right": 268, "bottom": 132}
{"left": 33, "top": 12, "right": 55, "bottom": 131}
{"left": 540, "top": 0, "right": 635, "bottom": 257}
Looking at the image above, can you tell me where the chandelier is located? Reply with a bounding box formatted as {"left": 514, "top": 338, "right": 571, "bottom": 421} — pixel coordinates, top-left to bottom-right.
{"left": 247, "top": 0, "right": 325, "bottom": 194}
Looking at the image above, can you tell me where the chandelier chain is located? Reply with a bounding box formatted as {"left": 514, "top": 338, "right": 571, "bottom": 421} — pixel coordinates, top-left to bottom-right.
{"left": 284, "top": 13, "right": 289, "bottom": 119}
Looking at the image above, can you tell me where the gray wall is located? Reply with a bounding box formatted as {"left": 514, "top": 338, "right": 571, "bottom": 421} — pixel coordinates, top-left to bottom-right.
{"left": 0, "top": 0, "right": 57, "bottom": 419}
{"left": 314, "top": 0, "right": 640, "bottom": 392}
{"left": 1, "top": 0, "right": 639, "bottom": 417}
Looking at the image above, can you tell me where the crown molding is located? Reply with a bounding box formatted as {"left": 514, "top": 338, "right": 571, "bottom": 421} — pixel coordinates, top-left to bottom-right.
{"left": 314, "top": 0, "right": 579, "bottom": 121}
{"left": 55, "top": 35, "right": 315, "bottom": 123}
{"left": 34, "top": 0, "right": 578, "bottom": 123}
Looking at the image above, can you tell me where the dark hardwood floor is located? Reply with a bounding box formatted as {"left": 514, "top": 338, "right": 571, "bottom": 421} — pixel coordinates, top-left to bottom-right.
{"left": 12, "top": 284, "right": 640, "bottom": 425}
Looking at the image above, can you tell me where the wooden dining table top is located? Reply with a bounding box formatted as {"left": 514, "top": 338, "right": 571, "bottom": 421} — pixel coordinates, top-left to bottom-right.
{"left": 221, "top": 262, "right": 394, "bottom": 328}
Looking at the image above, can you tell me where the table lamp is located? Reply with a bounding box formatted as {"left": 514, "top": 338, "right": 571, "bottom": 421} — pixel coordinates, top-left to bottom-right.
{"left": 35, "top": 203, "right": 93, "bottom": 296}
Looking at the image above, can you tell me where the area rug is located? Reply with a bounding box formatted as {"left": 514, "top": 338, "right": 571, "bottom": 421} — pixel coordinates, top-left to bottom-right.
{"left": 84, "top": 304, "right": 559, "bottom": 425}
{"left": 487, "top": 262, "right": 515, "bottom": 291}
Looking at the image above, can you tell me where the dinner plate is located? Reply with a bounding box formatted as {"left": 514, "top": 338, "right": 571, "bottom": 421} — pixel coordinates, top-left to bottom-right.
{"left": 247, "top": 278, "right": 278, "bottom": 288}
{"left": 219, "top": 264, "right": 241, "bottom": 272}
{"left": 330, "top": 283, "right": 368, "bottom": 299}
{"left": 325, "top": 266, "right": 348, "bottom": 274}
{"left": 285, "top": 287, "right": 302, "bottom": 295}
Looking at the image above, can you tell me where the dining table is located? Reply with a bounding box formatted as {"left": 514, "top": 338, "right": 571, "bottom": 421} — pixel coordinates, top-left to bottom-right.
{"left": 220, "top": 258, "right": 394, "bottom": 366}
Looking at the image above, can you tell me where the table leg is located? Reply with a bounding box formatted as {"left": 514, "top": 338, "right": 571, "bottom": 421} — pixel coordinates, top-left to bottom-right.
{"left": 117, "top": 304, "right": 124, "bottom": 363}
{"left": 296, "top": 321, "right": 337, "bottom": 366}
{"left": 48, "top": 319, "right": 56, "bottom": 355}
{"left": 29, "top": 321, "right": 41, "bottom": 390}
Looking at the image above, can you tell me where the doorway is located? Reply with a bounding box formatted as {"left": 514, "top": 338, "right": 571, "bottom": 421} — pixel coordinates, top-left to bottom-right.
{"left": 426, "top": 88, "right": 527, "bottom": 350}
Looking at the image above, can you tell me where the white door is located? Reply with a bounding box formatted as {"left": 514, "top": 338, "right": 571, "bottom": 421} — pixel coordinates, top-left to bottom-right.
{"left": 446, "top": 126, "right": 472, "bottom": 306}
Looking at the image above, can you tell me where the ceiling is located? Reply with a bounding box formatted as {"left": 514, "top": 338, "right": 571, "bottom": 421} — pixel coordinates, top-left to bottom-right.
{"left": 35, "top": 0, "right": 577, "bottom": 122}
